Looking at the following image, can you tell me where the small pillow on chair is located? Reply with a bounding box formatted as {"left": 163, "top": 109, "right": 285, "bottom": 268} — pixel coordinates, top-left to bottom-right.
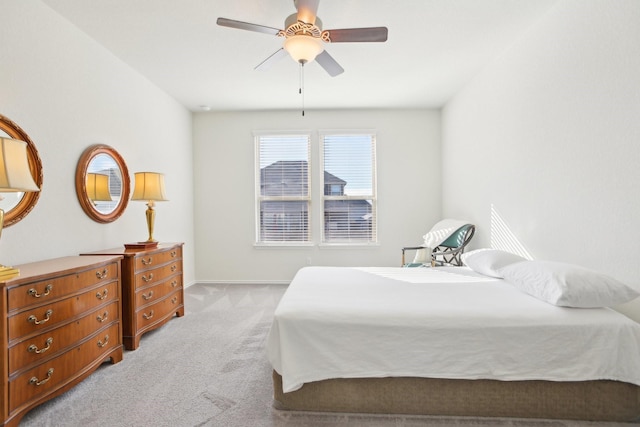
{"left": 412, "top": 247, "right": 433, "bottom": 265}
{"left": 497, "top": 260, "right": 639, "bottom": 308}
{"left": 461, "top": 249, "right": 527, "bottom": 278}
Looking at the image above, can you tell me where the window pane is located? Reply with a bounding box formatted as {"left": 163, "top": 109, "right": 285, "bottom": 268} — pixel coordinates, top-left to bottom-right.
{"left": 256, "top": 134, "right": 310, "bottom": 243}
{"left": 323, "top": 135, "right": 373, "bottom": 196}
{"left": 259, "top": 136, "right": 309, "bottom": 169}
{"left": 322, "top": 134, "right": 377, "bottom": 243}
{"left": 260, "top": 201, "right": 309, "bottom": 241}
{"left": 260, "top": 160, "right": 308, "bottom": 197}
{"left": 324, "top": 199, "right": 374, "bottom": 241}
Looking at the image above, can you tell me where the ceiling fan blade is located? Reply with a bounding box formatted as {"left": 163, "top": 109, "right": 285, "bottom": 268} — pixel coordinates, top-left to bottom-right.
{"left": 325, "top": 27, "right": 388, "bottom": 43}
{"left": 255, "top": 48, "right": 289, "bottom": 71}
{"left": 315, "top": 50, "right": 344, "bottom": 77}
{"left": 294, "top": 0, "right": 320, "bottom": 24}
{"left": 216, "top": 17, "right": 281, "bottom": 36}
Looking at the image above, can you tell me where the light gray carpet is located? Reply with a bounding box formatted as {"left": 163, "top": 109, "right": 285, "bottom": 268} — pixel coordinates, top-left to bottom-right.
{"left": 19, "top": 283, "right": 638, "bottom": 427}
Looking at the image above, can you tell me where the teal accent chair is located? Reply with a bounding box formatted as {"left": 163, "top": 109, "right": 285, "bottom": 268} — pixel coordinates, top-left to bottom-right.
{"left": 402, "top": 224, "right": 475, "bottom": 267}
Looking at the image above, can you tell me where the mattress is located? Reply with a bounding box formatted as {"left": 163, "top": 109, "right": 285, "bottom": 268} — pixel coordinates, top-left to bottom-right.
{"left": 266, "top": 266, "right": 640, "bottom": 393}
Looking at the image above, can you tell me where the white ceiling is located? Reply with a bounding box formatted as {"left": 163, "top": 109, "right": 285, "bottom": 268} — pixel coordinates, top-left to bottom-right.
{"left": 41, "top": 0, "right": 557, "bottom": 112}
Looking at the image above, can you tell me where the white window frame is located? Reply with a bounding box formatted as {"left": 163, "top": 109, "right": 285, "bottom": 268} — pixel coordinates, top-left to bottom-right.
{"left": 319, "top": 130, "right": 377, "bottom": 245}
{"left": 254, "top": 132, "right": 312, "bottom": 246}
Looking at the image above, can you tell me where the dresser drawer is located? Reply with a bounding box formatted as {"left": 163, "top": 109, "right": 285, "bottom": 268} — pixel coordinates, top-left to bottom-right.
{"left": 9, "top": 323, "right": 120, "bottom": 413}
{"left": 8, "top": 280, "right": 119, "bottom": 341}
{"left": 8, "top": 262, "right": 119, "bottom": 312}
{"left": 133, "top": 261, "right": 181, "bottom": 290}
{"left": 135, "top": 276, "right": 182, "bottom": 308}
{"left": 133, "top": 246, "right": 182, "bottom": 272}
{"left": 8, "top": 301, "right": 120, "bottom": 375}
{"left": 136, "top": 290, "right": 183, "bottom": 330}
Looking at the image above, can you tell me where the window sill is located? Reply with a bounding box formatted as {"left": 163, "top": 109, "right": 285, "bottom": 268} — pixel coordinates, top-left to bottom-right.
{"left": 254, "top": 242, "right": 315, "bottom": 248}
{"left": 319, "top": 242, "right": 380, "bottom": 249}
{"left": 253, "top": 242, "right": 380, "bottom": 249}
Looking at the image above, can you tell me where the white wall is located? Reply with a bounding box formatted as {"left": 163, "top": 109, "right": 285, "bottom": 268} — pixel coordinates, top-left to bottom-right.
{"left": 1, "top": 1, "right": 195, "bottom": 284}
{"left": 193, "top": 109, "right": 440, "bottom": 283}
{"left": 442, "top": 0, "right": 640, "bottom": 314}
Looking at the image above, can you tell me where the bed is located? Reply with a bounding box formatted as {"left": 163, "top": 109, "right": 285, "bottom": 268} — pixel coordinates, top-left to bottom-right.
{"left": 266, "top": 256, "right": 640, "bottom": 421}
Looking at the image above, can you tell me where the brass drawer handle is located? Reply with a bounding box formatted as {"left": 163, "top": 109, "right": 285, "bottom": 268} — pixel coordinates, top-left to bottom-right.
{"left": 170, "top": 265, "right": 177, "bottom": 272}
{"left": 143, "top": 310, "right": 154, "bottom": 320}
{"left": 96, "top": 311, "right": 109, "bottom": 323}
{"left": 29, "top": 368, "right": 54, "bottom": 386}
{"left": 28, "top": 337, "right": 53, "bottom": 354}
{"left": 97, "top": 335, "right": 110, "bottom": 348}
{"left": 28, "top": 309, "right": 53, "bottom": 325}
{"left": 142, "top": 273, "right": 154, "bottom": 282}
{"left": 171, "top": 296, "right": 178, "bottom": 304}
{"left": 170, "top": 280, "right": 178, "bottom": 288}
{"left": 142, "top": 291, "right": 154, "bottom": 301}
{"left": 141, "top": 257, "right": 153, "bottom": 265}
{"left": 96, "top": 268, "right": 108, "bottom": 279}
{"left": 96, "top": 289, "right": 108, "bottom": 300}
{"left": 28, "top": 284, "right": 53, "bottom": 298}
{"left": 170, "top": 250, "right": 177, "bottom": 258}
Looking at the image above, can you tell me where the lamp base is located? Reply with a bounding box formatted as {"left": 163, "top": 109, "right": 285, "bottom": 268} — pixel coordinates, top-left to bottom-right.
{"left": 124, "top": 241, "right": 159, "bottom": 249}
{"left": 0, "top": 265, "right": 20, "bottom": 280}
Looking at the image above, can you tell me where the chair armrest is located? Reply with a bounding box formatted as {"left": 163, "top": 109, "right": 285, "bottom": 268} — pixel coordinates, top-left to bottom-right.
{"left": 402, "top": 246, "right": 425, "bottom": 251}
{"left": 401, "top": 246, "right": 426, "bottom": 266}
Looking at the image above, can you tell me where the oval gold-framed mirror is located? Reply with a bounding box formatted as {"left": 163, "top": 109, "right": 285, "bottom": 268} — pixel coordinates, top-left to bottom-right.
{"left": 75, "top": 144, "right": 130, "bottom": 223}
{"left": 0, "top": 114, "right": 44, "bottom": 227}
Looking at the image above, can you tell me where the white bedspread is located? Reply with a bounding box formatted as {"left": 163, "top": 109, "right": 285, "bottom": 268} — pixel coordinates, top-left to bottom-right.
{"left": 266, "top": 266, "right": 640, "bottom": 393}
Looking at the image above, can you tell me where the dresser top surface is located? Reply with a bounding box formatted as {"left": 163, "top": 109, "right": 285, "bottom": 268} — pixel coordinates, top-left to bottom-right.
{"left": 80, "top": 242, "right": 184, "bottom": 258}
{"left": 0, "top": 255, "right": 122, "bottom": 286}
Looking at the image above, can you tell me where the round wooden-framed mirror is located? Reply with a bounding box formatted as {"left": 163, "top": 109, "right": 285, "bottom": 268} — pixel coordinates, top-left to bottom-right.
{"left": 75, "top": 144, "right": 130, "bottom": 223}
{"left": 0, "top": 114, "right": 44, "bottom": 227}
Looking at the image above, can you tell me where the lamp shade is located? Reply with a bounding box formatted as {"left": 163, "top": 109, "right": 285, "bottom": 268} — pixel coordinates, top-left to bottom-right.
{"left": 86, "top": 173, "right": 113, "bottom": 202}
{"left": 0, "top": 137, "right": 40, "bottom": 192}
{"left": 284, "top": 35, "right": 323, "bottom": 63}
{"left": 131, "top": 172, "right": 168, "bottom": 202}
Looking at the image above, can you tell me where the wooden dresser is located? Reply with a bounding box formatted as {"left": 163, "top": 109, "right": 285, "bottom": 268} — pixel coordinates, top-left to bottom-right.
{"left": 81, "top": 243, "right": 184, "bottom": 350}
{"left": 0, "top": 255, "right": 123, "bottom": 427}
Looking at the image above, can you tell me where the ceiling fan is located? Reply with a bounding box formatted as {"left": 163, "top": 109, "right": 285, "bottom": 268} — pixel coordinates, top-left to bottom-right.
{"left": 217, "top": 0, "right": 388, "bottom": 77}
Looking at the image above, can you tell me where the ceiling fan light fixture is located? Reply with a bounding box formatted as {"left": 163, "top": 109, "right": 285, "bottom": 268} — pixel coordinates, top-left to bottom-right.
{"left": 284, "top": 35, "right": 323, "bottom": 64}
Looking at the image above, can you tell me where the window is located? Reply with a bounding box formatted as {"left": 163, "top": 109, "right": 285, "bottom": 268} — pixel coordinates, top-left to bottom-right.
{"left": 325, "top": 184, "right": 343, "bottom": 196}
{"left": 321, "top": 133, "right": 377, "bottom": 244}
{"left": 255, "top": 134, "right": 311, "bottom": 243}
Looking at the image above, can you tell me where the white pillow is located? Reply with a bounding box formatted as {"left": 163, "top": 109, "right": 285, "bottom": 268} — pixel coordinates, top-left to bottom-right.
{"left": 497, "top": 260, "right": 639, "bottom": 308}
{"left": 461, "top": 249, "right": 527, "bottom": 278}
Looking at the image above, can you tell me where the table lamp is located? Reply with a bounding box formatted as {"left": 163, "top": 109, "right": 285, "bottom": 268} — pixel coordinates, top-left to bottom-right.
{"left": 86, "top": 173, "right": 113, "bottom": 204}
{"left": 130, "top": 172, "right": 167, "bottom": 248}
{"left": 0, "top": 137, "right": 41, "bottom": 278}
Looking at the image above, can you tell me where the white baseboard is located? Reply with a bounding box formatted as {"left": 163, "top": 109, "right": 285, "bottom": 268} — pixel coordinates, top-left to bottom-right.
{"left": 191, "top": 280, "right": 290, "bottom": 286}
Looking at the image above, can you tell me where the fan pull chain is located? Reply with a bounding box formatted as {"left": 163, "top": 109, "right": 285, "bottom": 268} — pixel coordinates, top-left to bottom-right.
{"left": 299, "top": 62, "right": 305, "bottom": 116}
